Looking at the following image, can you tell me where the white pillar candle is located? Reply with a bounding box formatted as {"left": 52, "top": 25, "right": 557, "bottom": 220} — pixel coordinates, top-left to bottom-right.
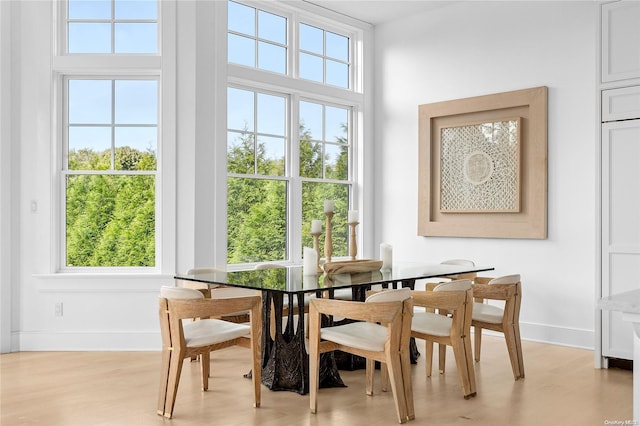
{"left": 323, "top": 200, "right": 334, "bottom": 213}
{"left": 380, "top": 243, "right": 393, "bottom": 271}
{"left": 311, "top": 219, "right": 322, "bottom": 234}
{"left": 348, "top": 210, "right": 359, "bottom": 223}
{"left": 303, "top": 247, "right": 318, "bottom": 275}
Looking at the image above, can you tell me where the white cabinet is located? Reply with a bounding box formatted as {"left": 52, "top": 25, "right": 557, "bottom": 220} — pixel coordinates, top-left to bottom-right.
{"left": 601, "top": 118, "right": 640, "bottom": 360}
{"left": 602, "top": 1, "right": 640, "bottom": 83}
{"left": 599, "top": 1, "right": 640, "bottom": 364}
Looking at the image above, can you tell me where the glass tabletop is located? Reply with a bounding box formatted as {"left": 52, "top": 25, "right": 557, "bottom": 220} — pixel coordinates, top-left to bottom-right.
{"left": 175, "top": 262, "right": 494, "bottom": 294}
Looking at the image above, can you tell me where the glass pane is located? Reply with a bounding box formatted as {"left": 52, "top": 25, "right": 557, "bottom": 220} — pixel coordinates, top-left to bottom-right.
{"left": 325, "top": 106, "right": 348, "bottom": 143}
{"left": 324, "top": 143, "right": 348, "bottom": 180}
{"left": 301, "top": 181, "right": 349, "bottom": 258}
{"left": 69, "top": 23, "right": 111, "bottom": 53}
{"left": 326, "top": 31, "right": 348, "bottom": 62}
{"left": 326, "top": 60, "right": 349, "bottom": 88}
{"left": 228, "top": 87, "right": 254, "bottom": 132}
{"left": 257, "top": 136, "right": 285, "bottom": 176}
{"left": 299, "top": 52, "right": 323, "bottom": 83}
{"left": 115, "top": 23, "right": 158, "bottom": 54}
{"left": 299, "top": 101, "right": 322, "bottom": 140}
{"left": 115, "top": 0, "right": 158, "bottom": 19}
{"left": 115, "top": 80, "right": 158, "bottom": 124}
{"left": 228, "top": 1, "right": 255, "bottom": 36}
{"left": 227, "top": 131, "right": 255, "bottom": 174}
{"left": 66, "top": 174, "right": 156, "bottom": 267}
{"left": 69, "top": 80, "right": 112, "bottom": 124}
{"left": 257, "top": 93, "right": 285, "bottom": 136}
{"left": 68, "top": 0, "right": 111, "bottom": 19}
{"left": 299, "top": 23, "right": 323, "bottom": 54}
{"left": 114, "top": 127, "right": 157, "bottom": 170}
{"left": 228, "top": 34, "right": 256, "bottom": 67}
{"left": 258, "top": 10, "right": 286, "bottom": 44}
{"left": 258, "top": 42, "right": 286, "bottom": 74}
{"left": 299, "top": 139, "right": 322, "bottom": 179}
{"left": 68, "top": 127, "right": 112, "bottom": 170}
{"left": 227, "top": 177, "right": 287, "bottom": 263}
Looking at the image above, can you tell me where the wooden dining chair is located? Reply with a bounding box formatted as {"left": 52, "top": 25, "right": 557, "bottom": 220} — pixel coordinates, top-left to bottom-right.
{"left": 308, "top": 288, "right": 415, "bottom": 424}
{"left": 157, "top": 286, "right": 262, "bottom": 419}
{"left": 410, "top": 279, "right": 477, "bottom": 399}
{"left": 472, "top": 274, "right": 524, "bottom": 380}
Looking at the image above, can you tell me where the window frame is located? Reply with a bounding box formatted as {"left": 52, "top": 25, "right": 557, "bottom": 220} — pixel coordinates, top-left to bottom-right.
{"left": 225, "top": 1, "right": 364, "bottom": 269}
{"left": 52, "top": 0, "right": 175, "bottom": 274}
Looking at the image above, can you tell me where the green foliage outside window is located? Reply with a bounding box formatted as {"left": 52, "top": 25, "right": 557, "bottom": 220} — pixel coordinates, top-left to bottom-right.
{"left": 65, "top": 147, "right": 156, "bottom": 267}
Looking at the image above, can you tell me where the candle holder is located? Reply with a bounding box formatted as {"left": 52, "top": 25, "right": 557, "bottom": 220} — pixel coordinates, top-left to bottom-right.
{"left": 311, "top": 231, "right": 323, "bottom": 273}
{"left": 348, "top": 221, "right": 359, "bottom": 260}
{"left": 324, "top": 211, "right": 334, "bottom": 265}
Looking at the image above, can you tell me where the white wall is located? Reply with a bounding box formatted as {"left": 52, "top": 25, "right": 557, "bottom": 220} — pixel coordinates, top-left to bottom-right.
{"left": 373, "top": 1, "right": 598, "bottom": 348}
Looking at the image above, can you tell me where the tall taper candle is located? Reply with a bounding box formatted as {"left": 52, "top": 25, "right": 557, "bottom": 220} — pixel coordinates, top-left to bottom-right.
{"left": 324, "top": 211, "right": 334, "bottom": 264}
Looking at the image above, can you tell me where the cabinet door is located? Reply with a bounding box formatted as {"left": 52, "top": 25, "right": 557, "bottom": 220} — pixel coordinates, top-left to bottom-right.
{"left": 602, "top": 119, "right": 640, "bottom": 360}
{"left": 602, "top": 1, "right": 640, "bottom": 83}
{"left": 602, "top": 86, "right": 640, "bottom": 122}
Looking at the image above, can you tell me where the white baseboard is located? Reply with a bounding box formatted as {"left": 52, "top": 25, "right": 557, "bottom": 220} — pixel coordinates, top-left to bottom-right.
{"left": 12, "top": 321, "right": 595, "bottom": 352}
{"left": 16, "top": 331, "right": 161, "bottom": 351}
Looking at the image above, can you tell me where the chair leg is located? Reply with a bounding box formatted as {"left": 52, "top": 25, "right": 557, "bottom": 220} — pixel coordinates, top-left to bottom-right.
{"left": 513, "top": 323, "right": 525, "bottom": 379}
{"left": 451, "top": 338, "right": 476, "bottom": 399}
{"left": 381, "top": 362, "right": 389, "bottom": 392}
{"left": 200, "top": 352, "right": 210, "bottom": 391}
{"left": 462, "top": 334, "right": 477, "bottom": 397}
{"left": 163, "top": 350, "right": 185, "bottom": 419}
{"left": 504, "top": 324, "right": 525, "bottom": 380}
{"left": 386, "top": 352, "right": 409, "bottom": 424}
{"left": 474, "top": 326, "right": 482, "bottom": 362}
{"left": 250, "top": 331, "right": 262, "bottom": 407}
{"left": 309, "top": 318, "right": 320, "bottom": 414}
{"left": 157, "top": 347, "right": 172, "bottom": 416}
{"left": 366, "top": 358, "right": 375, "bottom": 395}
{"left": 438, "top": 343, "right": 447, "bottom": 374}
{"left": 400, "top": 349, "right": 415, "bottom": 421}
{"left": 425, "top": 340, "right": 434, "bottom": 377}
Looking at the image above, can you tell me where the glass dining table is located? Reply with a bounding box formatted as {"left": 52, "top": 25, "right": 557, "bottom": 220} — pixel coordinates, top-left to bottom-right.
{"left": 175, "top": 261, "right": 494, "bottom": 395}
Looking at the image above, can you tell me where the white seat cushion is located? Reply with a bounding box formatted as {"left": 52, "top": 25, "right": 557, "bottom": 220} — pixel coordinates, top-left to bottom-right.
{"left": 320, "top": 322, "right": 388, "bottom": 352}
{"left": 411, "top": 311, "right": 453, "bottom": 337}
{"left": 472, "top": 302, "right": 504, "bottom": 324}
{"left": 183, "top": 318, "right": 250, "bottom": 347}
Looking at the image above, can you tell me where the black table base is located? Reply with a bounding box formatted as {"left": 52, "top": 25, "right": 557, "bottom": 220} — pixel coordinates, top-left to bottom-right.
{"left": 260, "top": 291, "right": 345, "bottom": 395}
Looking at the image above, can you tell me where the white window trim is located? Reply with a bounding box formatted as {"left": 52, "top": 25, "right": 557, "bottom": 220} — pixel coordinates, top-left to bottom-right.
{"left": 51, "top": 0, "right": 176, "bottom": 274}
{"left": 223, "top": 1, "right": 370, "bottom": 269}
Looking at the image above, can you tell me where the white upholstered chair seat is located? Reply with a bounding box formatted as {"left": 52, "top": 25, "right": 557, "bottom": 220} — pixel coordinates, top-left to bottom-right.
{"left": 320, "top": 322, "right": 388, "bottom": 352}
{"left": 472, "top": 302, "right": 503, "bottom": 324}
{"left": 183, "top": 319, "right": 250, "bottom": 347}
{"left": 411, "top": 311, "right": 453, "bottom": 337}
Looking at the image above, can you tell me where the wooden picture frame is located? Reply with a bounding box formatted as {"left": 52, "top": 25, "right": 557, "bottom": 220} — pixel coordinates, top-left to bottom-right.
{"left": 417, "top": 87, "right": 547, "bottom": 239}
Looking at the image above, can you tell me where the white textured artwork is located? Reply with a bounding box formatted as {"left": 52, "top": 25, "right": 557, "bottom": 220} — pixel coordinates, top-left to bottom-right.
{"left": 440, "top": 118, "right": 520, "bottom": 212}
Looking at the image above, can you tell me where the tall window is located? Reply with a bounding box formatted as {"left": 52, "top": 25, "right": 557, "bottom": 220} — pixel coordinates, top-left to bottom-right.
{"left": 64, "top": 78, "right": 158, "bottom": 267}
{"left": 227, "top": 1, "right": 358, "bottom": 265}
{"left": 59, "top": 0, "right": 161, "bottom": 269}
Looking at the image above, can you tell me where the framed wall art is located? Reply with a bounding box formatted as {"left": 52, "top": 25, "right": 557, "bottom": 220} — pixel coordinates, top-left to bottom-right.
{"left": 417, "top": 86, "right": 547, "bottom": 239}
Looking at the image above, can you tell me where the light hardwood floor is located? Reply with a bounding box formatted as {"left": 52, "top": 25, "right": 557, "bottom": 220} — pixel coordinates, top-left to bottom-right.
{"left": 1, "top": 336, "right": 632, "bottom": 426}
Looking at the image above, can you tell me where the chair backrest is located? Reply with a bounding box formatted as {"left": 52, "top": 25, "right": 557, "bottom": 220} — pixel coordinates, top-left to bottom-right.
{"left": 161, "top": 286, "right": 205, "bottom": 299}
{"left": 365, "top": 287, "right": 412, "bottom": 303}
{"left": 433, "top": 279, "right": 472, "bottom": 292}
{"left": 441, "top": 259, "right": 475, "bottom": 266}
{"left": 186, "top": 267, "right": 223, "bottom": 274}
{"left": 488, "top": 274, "right": 520, "bottom": 285}
{"left": 254, "top": 263, "right": 286, "bottom": 270}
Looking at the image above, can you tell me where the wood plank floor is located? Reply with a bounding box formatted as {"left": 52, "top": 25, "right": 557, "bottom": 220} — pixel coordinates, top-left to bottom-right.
{"left": 0, "top": 336, "right": 632, "bottom": 425}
